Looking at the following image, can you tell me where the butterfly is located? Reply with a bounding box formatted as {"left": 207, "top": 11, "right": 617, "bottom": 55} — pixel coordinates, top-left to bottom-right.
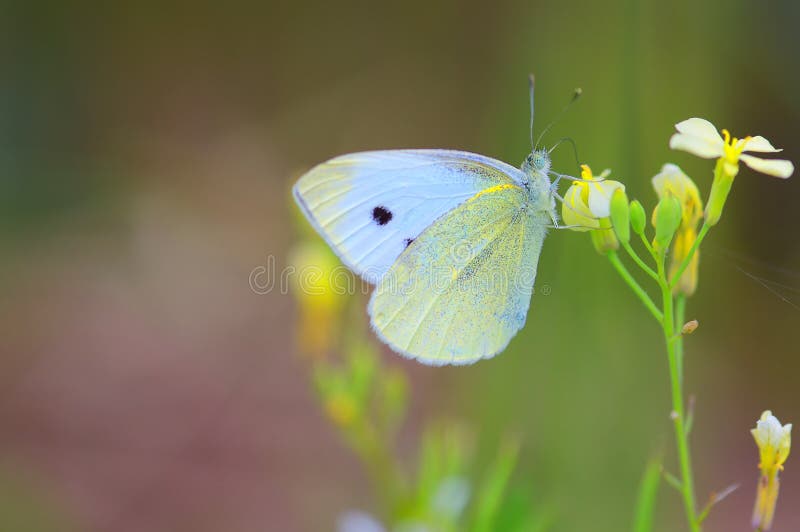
{"left": 293, "top": 79, "right": 570, "bottom": 365}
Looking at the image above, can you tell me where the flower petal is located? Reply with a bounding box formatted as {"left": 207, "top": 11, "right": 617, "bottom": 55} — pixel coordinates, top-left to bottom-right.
{"left": 669, "top": 133, "right": 724, "bottom": 159}
{"left": 674, "top": 117, "right": 723, "bottom": 142}
{"left": 562, "top": 184, "right": 600, "bottom": 230}
{"left": 587, "top": 180, "right": 624, "bottom": 218}
{"left": 740, "top": 154, "right": 794, "bottom": 178}
{"left": 743, "top": 135, "right": 783, "bottom": 153}
{"left": 652, "top": 163, "right": 684, "bottom": 198}
{"left": 652, "top": 163, "right": 703, "bottom": 226}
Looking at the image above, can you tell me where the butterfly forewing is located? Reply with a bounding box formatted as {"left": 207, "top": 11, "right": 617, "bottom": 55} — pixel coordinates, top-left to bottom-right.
{"left": 293, "top": 150, "right": 527, "bottom": 283}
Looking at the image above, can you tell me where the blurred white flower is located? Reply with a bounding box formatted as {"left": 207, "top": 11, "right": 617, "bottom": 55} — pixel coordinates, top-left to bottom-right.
{"left": 432, "top": 476, "right": 471, "bottom": 519}
{"left": 752, "top": 410, "right": 792, "bottom": 470}
{"left": 337, "top": 511, "right": 387, "bottom": 532}
{"left": 751, "top": 410, "right": 792, "bottom": 531}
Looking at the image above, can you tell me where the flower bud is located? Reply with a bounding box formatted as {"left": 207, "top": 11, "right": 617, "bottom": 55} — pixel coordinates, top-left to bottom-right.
{"left": 681, "top": 320, "right": 699, "bottom": 334}
{"left": 629, "top": 200, "right": 646, "bottom": 236}
{"left": 652, "top": 196, "right": 681, "bottom": 253}
{"left": 591, "top": 218, "right": 619, "bottom": 254}
{"left": 652, "top": 164, "right": 703, "bottom": 295}
{"left": 609, "top": 188, "right": 630, "bottom": 245}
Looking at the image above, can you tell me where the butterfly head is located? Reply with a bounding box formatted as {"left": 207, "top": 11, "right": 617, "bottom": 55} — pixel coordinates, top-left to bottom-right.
{"left": 522, "top": 149, "right": 552, "bottom": 177}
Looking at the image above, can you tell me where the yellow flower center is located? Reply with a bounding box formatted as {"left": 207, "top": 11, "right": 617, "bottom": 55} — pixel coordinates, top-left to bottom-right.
{"left": 578, "top": 164, "right": 609, "bottom": 200}
{"left": 572, "top": 164, "right": 593, "bottom": 204}
{"left": 721, "top": 129, "right": 752, "bottom": 165}
{"left": 580, "top": 164, "right": 595, "bottom": 181}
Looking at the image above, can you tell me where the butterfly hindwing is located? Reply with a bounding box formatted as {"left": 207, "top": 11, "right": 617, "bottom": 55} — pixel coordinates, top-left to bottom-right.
{"left": 368, "top": 183, "right": 548, "bottom": 365}
{"left": 293, "top": 150, "right": 527, "bottom": 283}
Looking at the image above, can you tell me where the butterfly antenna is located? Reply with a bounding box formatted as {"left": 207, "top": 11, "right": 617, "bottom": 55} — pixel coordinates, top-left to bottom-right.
{"left": 535, "top": 87, "right": 582, "bottom": 150}
{"left": 528, "top": 73, "right": 536, "bottom": 148}
{"left": 549, "top": 136, "right": 582, "bottom": 174}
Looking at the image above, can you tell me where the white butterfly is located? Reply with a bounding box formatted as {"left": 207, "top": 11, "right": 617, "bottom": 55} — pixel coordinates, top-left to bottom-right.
{"left": 294, "top": 82, "right": 567, "bottom": 365}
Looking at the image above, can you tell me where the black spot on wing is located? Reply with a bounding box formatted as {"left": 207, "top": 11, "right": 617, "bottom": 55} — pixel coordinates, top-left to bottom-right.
{"left": 372, "top": 206, "right": 393, "bottom": 225}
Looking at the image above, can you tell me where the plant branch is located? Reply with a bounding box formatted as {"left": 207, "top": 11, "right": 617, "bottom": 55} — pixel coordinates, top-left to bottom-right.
{"left": 639, "top": 233, "right": 658, "bottom": 262}
{"left": 607, "top": 251, "right": 663, "bottom": 322}
{"left": 622, "top": 241, "right": 659, "bottom": 281}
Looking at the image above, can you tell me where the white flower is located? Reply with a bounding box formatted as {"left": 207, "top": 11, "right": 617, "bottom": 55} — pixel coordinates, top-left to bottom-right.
{"left": 669, "top": 117, "right": 794, "bottom": 178}
{"left": 561, "top": 165, "right": 625, "bottom": 231}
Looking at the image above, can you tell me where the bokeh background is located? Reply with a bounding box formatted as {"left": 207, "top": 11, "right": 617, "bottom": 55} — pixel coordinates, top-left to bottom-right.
{"left": 2, "top": 1, "right": 799, "bottom": 531}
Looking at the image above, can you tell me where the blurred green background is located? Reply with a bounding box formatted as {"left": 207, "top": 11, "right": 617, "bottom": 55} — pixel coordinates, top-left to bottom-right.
{"left": 2, "top": 1, "right": 798, "bottom": 531}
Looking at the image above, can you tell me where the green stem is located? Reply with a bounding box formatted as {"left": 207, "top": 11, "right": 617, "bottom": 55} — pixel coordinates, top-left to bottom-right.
{"left": 658, "top": 258, "right": 700, "bottom": 532}
{"left": 622, "top": 241, "right": 659, "bottom": 281}
{"left": 669, "top": 224, "right": 710, "bottom": 289}
{"left": 607, "top": 251, "right": 663, "bottom": 322}
{"left": 639, "top": 232, "right": 658, "bottom": 262}
{"left": 675, "top": 294, "right": 686, "bottom": 385}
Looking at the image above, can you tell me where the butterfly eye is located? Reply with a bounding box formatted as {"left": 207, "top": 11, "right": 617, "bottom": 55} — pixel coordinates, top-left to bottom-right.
{"left": 531, "top": 150, "right": 551, "bottom": 173}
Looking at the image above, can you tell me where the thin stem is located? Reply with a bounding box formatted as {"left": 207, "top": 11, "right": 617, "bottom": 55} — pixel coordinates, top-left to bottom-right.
{"left": 675, "top": 294, "right": 686, "bottom": 384}
{"left": 622, "top": 241, "right": 659, "bottom": 281}
{"left": 670, "top": 223, "right": 710, "bottom": 289}
{"left": 662, "top": 469, "right": 684, "bottom": 492}
{"left": 639, "top": 232, "right": 658, "bottom": 262}
{"left": 607, "top": 251, "right": 663, "bottom": 322}
{"left": 658, "top": 258, "right": 700, "bottom": 532}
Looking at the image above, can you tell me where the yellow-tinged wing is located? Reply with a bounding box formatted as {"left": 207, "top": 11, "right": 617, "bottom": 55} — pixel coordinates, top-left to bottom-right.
{"left": 368, "top": 183, "right": 548, "bottom": 365}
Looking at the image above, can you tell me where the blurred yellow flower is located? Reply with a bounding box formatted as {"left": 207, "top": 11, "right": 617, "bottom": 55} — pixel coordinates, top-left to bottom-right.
{"left": 669, "top": 118, "right": 794, "bottom": 179}
{"left": 288, "top": 239, "right": 348, "bottom": 358}
{"left": 325, "top": 392, "right": 358, "bottom": 428}
{"left": 751, "top": 410, "right": 792, "bottom": 531}
{"left": 652, "top": 164, "right": 703, "bottom": 295}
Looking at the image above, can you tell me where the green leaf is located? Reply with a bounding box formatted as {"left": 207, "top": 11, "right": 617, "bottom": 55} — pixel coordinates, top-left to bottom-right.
{"left": 492, "top": 486, "right": 554, "bottom": 532}
{"left": 470, "top": 439, "right": 520, "bottom": 532}
{"left": 416, "top": 426, "right": 444, "bottom": 507}
{"left": 632, "top": 458, "right": 662, "bottom": 532}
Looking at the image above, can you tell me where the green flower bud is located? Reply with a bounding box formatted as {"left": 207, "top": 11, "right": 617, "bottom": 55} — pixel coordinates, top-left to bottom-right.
{"left": 629, "top": 200, "right": 646, "bottom": 235}
{"left": 652, "top": 196, "right": 682, "bottom": 252}
{"left": 609, "top": 188, "right": 630, "bottom": 245}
